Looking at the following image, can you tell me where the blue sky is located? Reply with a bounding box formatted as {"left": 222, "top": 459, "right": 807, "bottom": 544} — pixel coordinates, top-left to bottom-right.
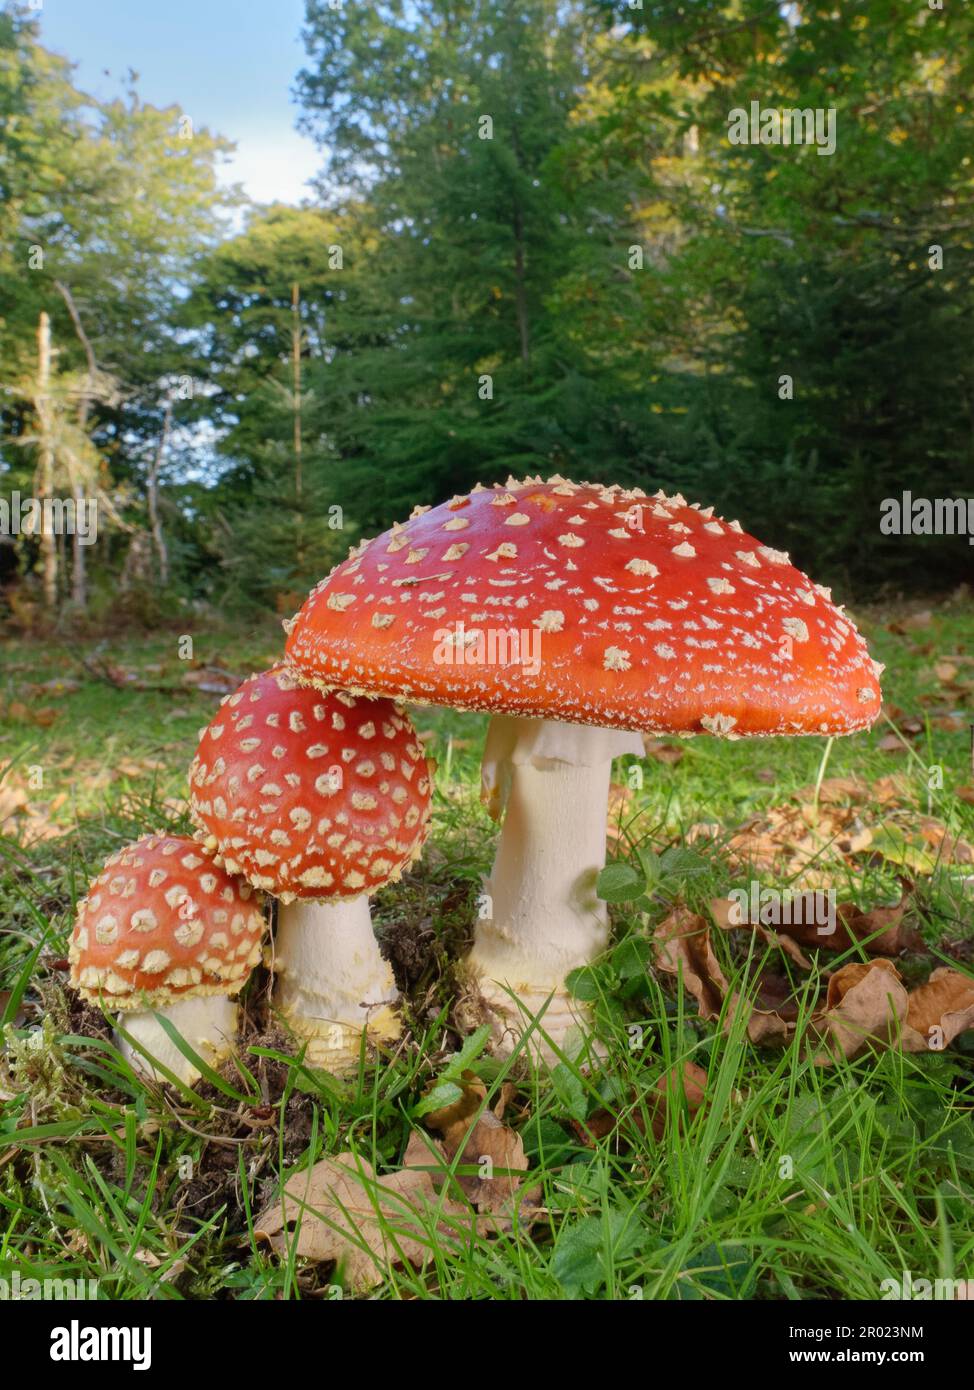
{"left": 36, "top": 0, "right": 322, "bottom": 204}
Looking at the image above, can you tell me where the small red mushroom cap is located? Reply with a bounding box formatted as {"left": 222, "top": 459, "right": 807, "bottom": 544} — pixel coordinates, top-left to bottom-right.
{"left": 283, "top": 477, "right": 883, "bottom": 738}
{"left": 68, "top": 834, "right": 265, "bottom": 1008}
{"left": 189, "top": 666, "right": 433, "bottom": 902}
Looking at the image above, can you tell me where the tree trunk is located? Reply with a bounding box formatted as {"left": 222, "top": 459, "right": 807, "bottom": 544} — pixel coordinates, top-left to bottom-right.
{"left": 291, "top": 281, "right": 304, "bottom": 573}
{"left": 55, "top": 280, "right": 98, "bottom": 612}
{"left": 35, "top": 312, "right": 58, "bottom": 613}
{"left": 147, "top": 400, "right": 171, "bottom": 587}
{"left": 71, "top": 481, "right": 87, "bottom": 607}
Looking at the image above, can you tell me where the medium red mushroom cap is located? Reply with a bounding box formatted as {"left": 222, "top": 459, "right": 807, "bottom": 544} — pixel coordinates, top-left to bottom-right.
{"left": 68, "top": 834, "right": 265, "bottom": 1008}
{"left": 284, "top": 476, "right": 882, "bottom": 737}
{"left": 189, "top": 666, "right": 433, "bottom": 902}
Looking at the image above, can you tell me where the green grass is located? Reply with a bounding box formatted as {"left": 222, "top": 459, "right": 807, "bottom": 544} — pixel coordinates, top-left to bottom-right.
{"left": 1, "top": 595, "right": 973, "bottom": 1300}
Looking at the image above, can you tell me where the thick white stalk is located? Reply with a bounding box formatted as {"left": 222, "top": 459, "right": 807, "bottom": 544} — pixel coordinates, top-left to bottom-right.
{"left": 469, "top": 715, "right": 643, "bottom": 1060}
{"left": 117, "top": 994, "right": 238, "bottom": 1085}
{"left": 273, "top": 895, "right": 400, "bottom": 1071}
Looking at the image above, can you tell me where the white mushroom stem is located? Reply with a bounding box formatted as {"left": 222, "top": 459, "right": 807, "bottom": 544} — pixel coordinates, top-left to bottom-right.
{"left": 273, "top": 895, "right": 401, "bottom": 1072}
{"left": 116, "top": 995, "right": 238, "bottom": 1086}
{"left": 468, "top": 715, "right": 644, "bottom": 1060}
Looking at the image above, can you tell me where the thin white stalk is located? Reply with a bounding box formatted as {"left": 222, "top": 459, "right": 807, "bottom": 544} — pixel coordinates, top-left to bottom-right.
{"left": 468, "top": 715, "right": 643, "bottom": 1059}
{"left": 117, "top": 994, "right": 238, "bottom": 1085}
{"left": 273, "top": 895, "right": 400, "bottom": 1071}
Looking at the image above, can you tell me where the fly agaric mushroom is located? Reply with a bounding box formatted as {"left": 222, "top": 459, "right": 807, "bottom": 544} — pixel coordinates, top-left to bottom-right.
{"left": 69, "top": 833, "right": 265, "bottom": 1083}
{"left": 284, "top": 476, "right": 883, "bottom": 1057}
{"left": 188, "top": 666, "right": 433, "bottom": 1071}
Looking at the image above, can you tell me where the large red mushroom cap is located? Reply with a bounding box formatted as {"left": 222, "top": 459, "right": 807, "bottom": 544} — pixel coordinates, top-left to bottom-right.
{"left": 189, "top": 666, "right": 433, "bottom": 902}
{"left": 68, "top": 834, "right": 265, "bottom": 1008}
{"left": 283, "top": 477, "right": 882, "bottom": 738}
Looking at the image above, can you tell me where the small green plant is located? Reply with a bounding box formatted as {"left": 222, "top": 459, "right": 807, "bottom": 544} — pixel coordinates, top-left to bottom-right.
{"left": 595, "top": 844, "right": 710, "bottom": 911}
{"left": 410, "top": 1024, "right": 492, "bottom": 1116}
{"left": 566, "top": 845, "right": 711, "bottom": 1031}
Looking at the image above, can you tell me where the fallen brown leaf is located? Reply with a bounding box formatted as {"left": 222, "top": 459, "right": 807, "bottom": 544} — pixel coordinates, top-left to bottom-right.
{"left": 643, "top": 737, "right": 684, "bottom": 766}
{"left": 872, "top": 775, "right": 912, "bottom": 806}
{"left": 814, "top": 960, "right": 908, "bottom": 1062}
{"left": 934, "top": 661, "right": 960, "bottom": 685}
{"left": 421, "top": 1075, "right": 540, "bottom": 1227}
{"left": 654, "top": 908, "right": 727, "bottom": 1020}
{"left": 930, "top": 714, "right": 967, "bottom": 733}
{"left": 0, "top": 780, "right": 69, "bottom": 844}
{"left": 686, "top": 820, "right": 722, "bottom": 846}
{"left": 570, "top": 1061, "right": 708, "bottom": 1146}
{"left": 711, "top": 889, "right": 921, "bottom": 958}
{"left": 796, "top": 776, "right": 867, "bottom": 806}
{"left": 825, "top": 959, "right": 899, "bottom": 1010}
{"left": 444, "top": 1113, "right": 530, "bottom": 1213}
{"left": 253, "top": 1152, "right": 468, "bottom": 1291}
{"left": 832, "top": 897, "right": 923, "bottom": 955}
{"left": 708, "top": 895, "right": 813, "bottom": 969}
{"left": 903, "top": 968, "right": 974, "bottom": 1052}
{"left": 915, "top": 816, "right": 974, "bottom": 866}
{"left": 648, "top": 1061, "right": 708, "bottom": 1138}
{"left": 709, "top": 794, "right": 880, "bottom": 885}
{"left": 22, "top": 678, "right": 81, "bottom": 697}
{"left": 888, "top": 609, "right": 933, "bottom": 634}
{"left": 180, "top": 666, "right": 241, "bottom": 696}
{"left": 422, "top": 1072, "right": 506, "bottom": 1147}
{"left": 739, "top": 981, "right": 798, "bottom": 1044}
{"left": 655, "top": 907, "right": 794, "bottom": 1044}
{"left": 709, "top": 775, "right": 957, "bottom": 886}
{"left": 4, "top": 701, "right": 58, "bottom": 727}
{"left": 0, "top": 785, "right": 27, "bottom": 822}
{"left": 811, "top": 961, "right": 974, "bottom": 1061}
{"left": 606, "top": 781, "right": 658, "bottom": 849}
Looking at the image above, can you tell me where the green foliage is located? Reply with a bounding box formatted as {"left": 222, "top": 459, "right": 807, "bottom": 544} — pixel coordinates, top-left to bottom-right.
{"left": 576, "top": 0, "right": 974, "bottom": 588}
{"left": 3, "top": 0, "right": 973, "bottom": 610}
{"left": 0, "top": 9, "right": 234, "bottom": 607}
{"left": 285, "top": 0, "right": 974, "bottom": 588}
{"left": 596, "top": 845, "right": 709, "bottom": 904}
{"left": 411, "top": 1023, "right": 492, "bottom": 1115}
{"left": 552, "top": 1207, "right": 647, "bottom": 1296}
